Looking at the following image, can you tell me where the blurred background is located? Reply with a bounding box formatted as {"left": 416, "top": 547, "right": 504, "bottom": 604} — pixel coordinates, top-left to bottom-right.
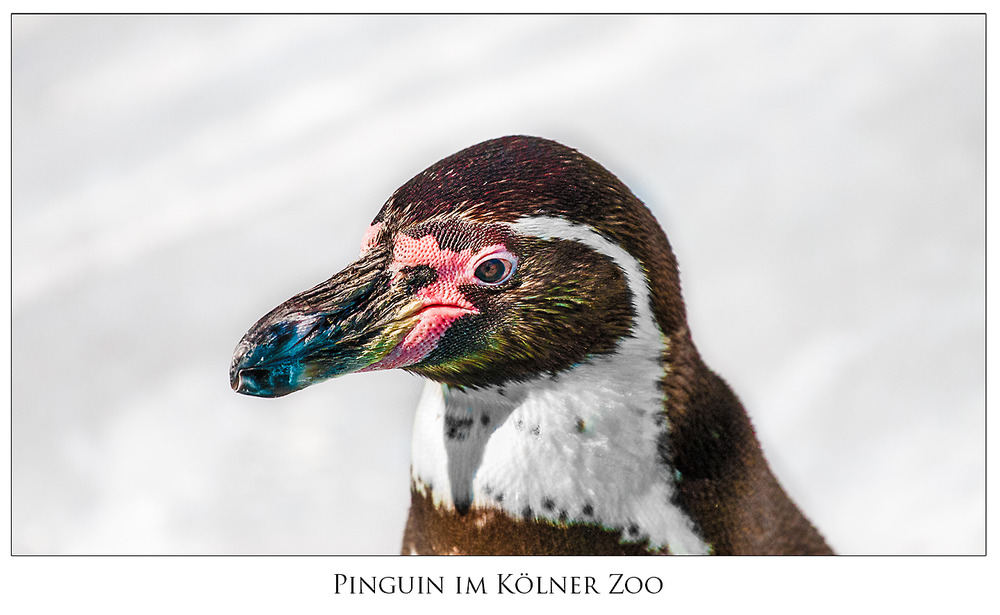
{"left": 12, "top": 15, "right": 984, "bottom": 554}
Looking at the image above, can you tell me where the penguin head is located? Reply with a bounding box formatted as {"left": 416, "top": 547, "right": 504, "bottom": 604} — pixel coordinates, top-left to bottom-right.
{"left": 230, "top": 136, "right": 685, "bottom": 396}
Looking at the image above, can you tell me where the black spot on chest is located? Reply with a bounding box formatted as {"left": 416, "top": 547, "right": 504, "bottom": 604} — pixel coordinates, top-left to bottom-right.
{"left": 445, "top": 415, "right": 474, "bottom": 440}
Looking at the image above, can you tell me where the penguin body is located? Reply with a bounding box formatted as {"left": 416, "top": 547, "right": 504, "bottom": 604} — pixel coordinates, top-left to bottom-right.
{"left": 231, "top": 136, "right": 832, "bottom": 555}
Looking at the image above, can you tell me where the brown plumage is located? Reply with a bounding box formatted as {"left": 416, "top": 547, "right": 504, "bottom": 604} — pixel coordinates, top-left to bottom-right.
{"left": 661, "top": 327, "right": 832, "bottom": 554}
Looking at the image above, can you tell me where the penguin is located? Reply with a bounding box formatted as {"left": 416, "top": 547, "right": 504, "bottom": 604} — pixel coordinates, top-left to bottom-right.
{"left": 230, "top": 136, "right": 833, "bottom": 555}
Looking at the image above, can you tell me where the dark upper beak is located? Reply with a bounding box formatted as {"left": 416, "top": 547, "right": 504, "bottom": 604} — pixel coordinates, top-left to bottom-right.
{"left": 230, "top": 245, "right": 397, "bottom": 397}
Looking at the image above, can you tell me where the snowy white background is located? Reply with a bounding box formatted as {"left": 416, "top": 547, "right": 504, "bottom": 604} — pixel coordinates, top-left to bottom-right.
{"left": 12, "top": 14, "right": 984, "bottom": 554}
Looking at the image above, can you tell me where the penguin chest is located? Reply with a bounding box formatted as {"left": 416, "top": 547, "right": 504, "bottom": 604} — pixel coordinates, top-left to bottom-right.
{"left": 404, "top": 351, "right": 710, "bottom": 555}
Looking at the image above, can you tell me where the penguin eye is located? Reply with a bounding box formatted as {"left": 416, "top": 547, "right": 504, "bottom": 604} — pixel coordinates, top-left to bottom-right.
{"left": 474, "top": 257, "right": 515, "bottom": 285}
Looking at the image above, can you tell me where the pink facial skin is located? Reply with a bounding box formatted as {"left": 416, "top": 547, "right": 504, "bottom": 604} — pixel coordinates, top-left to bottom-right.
{"left": 359, "top": 222, "right": 383, "bottom": 257}
{"left": 360, "top": 232, "right": 516, "bottom": 372}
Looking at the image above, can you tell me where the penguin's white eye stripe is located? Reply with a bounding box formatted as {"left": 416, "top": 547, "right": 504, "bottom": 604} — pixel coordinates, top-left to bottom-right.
{"left": 510, "top": 215, "right": 659, "bottom": 336}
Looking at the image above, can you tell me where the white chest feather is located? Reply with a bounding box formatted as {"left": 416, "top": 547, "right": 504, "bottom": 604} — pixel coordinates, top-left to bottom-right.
{"left": 409, "top": 352, "right": 708, "bottom": 555}
{"left": 408, "top": 216, "right": 709, "bottom": 555}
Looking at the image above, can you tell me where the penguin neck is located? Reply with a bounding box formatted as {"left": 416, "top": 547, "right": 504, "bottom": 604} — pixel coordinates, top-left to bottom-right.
{"left": 408, "top": 330, "right": 710, "bottom": 555}
{"left": 406, "top": 214, "right": 708, "bottom": 553}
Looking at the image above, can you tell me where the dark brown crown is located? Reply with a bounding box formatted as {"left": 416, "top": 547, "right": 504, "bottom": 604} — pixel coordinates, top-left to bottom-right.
{"left": 372, "top": 136, "right": 688, "bottom": 338}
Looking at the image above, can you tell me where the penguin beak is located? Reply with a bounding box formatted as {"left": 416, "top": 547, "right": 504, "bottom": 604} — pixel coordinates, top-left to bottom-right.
{"left": 230, "top": 245, "right": 417, "bottom": 397}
